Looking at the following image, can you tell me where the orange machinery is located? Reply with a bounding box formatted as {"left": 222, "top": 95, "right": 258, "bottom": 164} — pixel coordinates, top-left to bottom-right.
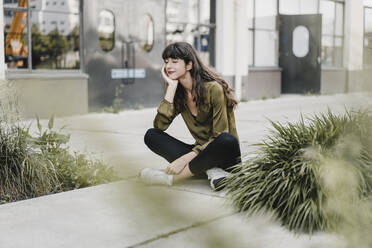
{"left": 5, "top": 0, "right": 28, "bottom": 67}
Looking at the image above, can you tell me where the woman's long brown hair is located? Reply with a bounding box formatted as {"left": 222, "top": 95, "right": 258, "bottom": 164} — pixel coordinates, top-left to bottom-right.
{"left": 162, "top": 42, "right": 238, "bottom": 113}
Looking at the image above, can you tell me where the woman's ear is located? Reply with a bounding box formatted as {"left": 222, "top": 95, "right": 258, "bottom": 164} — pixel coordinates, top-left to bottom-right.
{"left": 186, "top": 61, "right": 193, "bottom": 71}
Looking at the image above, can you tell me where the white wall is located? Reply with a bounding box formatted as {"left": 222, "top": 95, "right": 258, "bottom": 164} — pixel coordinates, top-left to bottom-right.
{"left": 216, "top": 0, "right": 235, "bottom": 76}
{"left": 344, "top": 0, "right": 364, "bottom": 70}
{"left": 234, "top": 0, "right": 248, "bottom": 99}
{"left": 216, "top": 0, "right": 249, "bottom": 100}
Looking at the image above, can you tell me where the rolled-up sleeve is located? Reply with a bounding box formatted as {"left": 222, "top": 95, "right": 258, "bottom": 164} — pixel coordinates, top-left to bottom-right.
{"left": 192, "top": 83, "right": 229, "bottom": 153}
{"left": 153, "top": 99, "right": 179, "bottom": 131}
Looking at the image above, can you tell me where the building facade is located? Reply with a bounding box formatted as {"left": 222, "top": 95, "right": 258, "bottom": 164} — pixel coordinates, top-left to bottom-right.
{"left": 0, "top": 0, "right": 371, "bottom": 118}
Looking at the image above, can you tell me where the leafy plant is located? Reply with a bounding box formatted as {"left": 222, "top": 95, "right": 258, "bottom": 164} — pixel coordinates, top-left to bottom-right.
{"left": 224, "top": 109, "right": 372, "bottom": 233}
{"left": 30, "top": 115, "right": 120, "bottom": 190}
{"left": 0, "top": 114, "right": 120, "bottom": 204}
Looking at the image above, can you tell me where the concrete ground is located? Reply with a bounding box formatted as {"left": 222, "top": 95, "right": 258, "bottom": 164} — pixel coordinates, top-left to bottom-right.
{"left": 1, "top": 93, "right": 371, "bottom": 248}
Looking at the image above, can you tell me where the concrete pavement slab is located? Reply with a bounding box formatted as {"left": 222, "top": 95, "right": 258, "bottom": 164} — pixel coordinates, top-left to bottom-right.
{"left": 137, "top": 213, "right": 345, "bottom": 248}
{"left": 5, "top": 93, "right": 370, "bottom": 247}
{"left": 0, "top": 180, "right": 233, "bottom": 248}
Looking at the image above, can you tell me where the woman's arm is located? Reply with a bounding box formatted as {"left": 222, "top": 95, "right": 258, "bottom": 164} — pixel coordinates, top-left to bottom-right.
{"left": 164, "top": 84, "right": 177, "bottom": 103}
{"left": 162, "top": 65, "right": 178, "bottom": 103}
{"left": 153, "top": 67, "right": 180, "bottom": 130}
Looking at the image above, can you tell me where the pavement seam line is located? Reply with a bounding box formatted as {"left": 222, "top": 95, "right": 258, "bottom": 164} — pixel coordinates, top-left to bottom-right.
{"left": 126, "top": 213, "right": 235, "bottom": 248}
{"left": 169, "top": 187, "right": 225, "bottom": 198}
{"left": 126, "top": 178, "right": 226, "bottom": 199}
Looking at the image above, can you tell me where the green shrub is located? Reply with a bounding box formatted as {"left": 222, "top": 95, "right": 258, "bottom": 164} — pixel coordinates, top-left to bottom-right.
{"left": 0, "top": 122, "right": 59, "bottom": 203}
{"left": 224, "top": 109, "right": 372, "bottom": 233}
{"left": 0, "top": 114, "right": 120, "bottom": 204}
{"left": 31, "top": 115, "right": 120, "bottom": 190}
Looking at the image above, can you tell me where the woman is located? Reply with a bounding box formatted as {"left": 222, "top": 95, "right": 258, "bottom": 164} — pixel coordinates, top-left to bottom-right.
{"left": 141, "top": 42, "right": 241, "bottom": 190}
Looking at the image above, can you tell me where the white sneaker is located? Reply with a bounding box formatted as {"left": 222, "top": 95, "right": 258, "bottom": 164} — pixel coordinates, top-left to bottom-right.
{"left": 140, "top": 168, "right": 173, "bottom": 186}
{"left": 206, "top": 167, "right": 230, "bottom": 191}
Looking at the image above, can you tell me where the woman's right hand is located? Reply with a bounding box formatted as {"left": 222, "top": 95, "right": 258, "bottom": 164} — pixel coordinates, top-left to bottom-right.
{"left": 161, "top": 65, "right": 178, "bottom": 89}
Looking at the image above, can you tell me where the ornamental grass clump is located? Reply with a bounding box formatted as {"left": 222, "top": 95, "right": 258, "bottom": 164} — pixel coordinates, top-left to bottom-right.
{"left": 0, "top": 122, "right": 60, "bottom": 202}
{"left": 224, "top": 109, "right": 372, "bottom": 234}
{"left": 0, "top": 80, "right": 120, "bottom": 204}
{"left": 0, "top": 114, "right": 120, "bottom": 204}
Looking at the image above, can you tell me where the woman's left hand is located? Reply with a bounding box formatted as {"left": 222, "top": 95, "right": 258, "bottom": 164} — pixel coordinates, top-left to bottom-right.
{"left": 165, "top": 158, "right": 187, "bottom": 175}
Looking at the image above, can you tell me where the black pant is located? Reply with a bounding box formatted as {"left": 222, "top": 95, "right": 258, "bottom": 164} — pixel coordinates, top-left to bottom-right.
{"left": 144, "top": 128, "right": 241, "bottom": 176}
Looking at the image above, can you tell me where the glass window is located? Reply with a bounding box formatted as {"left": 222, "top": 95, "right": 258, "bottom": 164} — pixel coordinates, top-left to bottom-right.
{"left": 365, "top": 0, "right": 372, "bottom": 7}
{"left": 279, "top": 0, "right": 301, "bottom": 14}
{"left": 200, "top": 0, "right": 211, "bottom": 24}
{"left": 321, "top": 36, "right": 334, "bottom": 65}
{"left": 255, "top": 0, "right": 276, "bottom": 30}
{"left": 166, "top": 0, "right": 216, "bottom": 66}
{"left": 334, "top": 37, "right": 343, "bottom": 67}
{"left": 98, "top": 9, "right": 115, "bottom": 53}
{"left": 4, "top": 10, "right": 29, "bottom": 69}
{"left": 194, "top": 26, "right": 213, "bottom": 64}
{"left": 300, "top": 0, "right": 318, "bottom": 14}
{"left": 30, "top": 8, "right": 80, "bottom": 69}
{"left": 255, "top": 30, "right": 277, "bottom": 66}
{"left": 138, "top": 14, "right": 154, "bottom": 52}
{"left": 292, "top": 25, "right": 309, "bottom": 58}
{"left": 320, "top": 0, "right": 335, "bottom": 36}
{"left": 365, "top": 8, "right": 372, "bottom": 33}
{"left": 4, "top": 0, "right": 24, "bottom": 8}
{"left": 4, "top": 0, "right": 82, "bottom": 71}
{"left": 250, "top": 0, "right": 278, "bottom": 67}
{"left": 319, "top": 0, "right": 344, "bottom": 67}
{"left": 335, "top": 3, "right": 344, "bottom": 36}
{"left": 167, "top": 0, "right": 198, "bottom": 24}
{"left": 248, "top": 30, "right": 253, "bottom": 66}
{"left": 364, "top": 7, "right": 372, "bottom": 66}
{"left": 166, "top": 23, "right": 198, "bottom": 45}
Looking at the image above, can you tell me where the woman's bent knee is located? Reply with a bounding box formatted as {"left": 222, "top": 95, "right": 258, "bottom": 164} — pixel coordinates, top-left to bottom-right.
{"left": 144, "top": 128, "right": 162, "bottom": 146}
{"left": 216, "top": 132, "right": 239, "bottom": 146}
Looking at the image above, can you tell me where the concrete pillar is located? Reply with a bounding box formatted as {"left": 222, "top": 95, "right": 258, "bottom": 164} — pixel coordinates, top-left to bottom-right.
{"left": 344, "top": 0, "right": 364, "bottom": 70}
{"left": 344, "top": 0, "right": 366, "bottom": 92}
{"left": 0, "top": 0, "right": 5, "bottom": 80}
{"left": 215, "top": 0, "right": 249, "bottom": 100}
{"left": 216, "top": 0, "right": 235, "bottom": 76}
{"left": 233, "top": 0, "right": 248, "bottom": 100}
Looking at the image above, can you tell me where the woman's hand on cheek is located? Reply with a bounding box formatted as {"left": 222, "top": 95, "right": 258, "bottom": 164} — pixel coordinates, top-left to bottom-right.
{"left": 161, "top": 65, "right": 178, "bottom": 89}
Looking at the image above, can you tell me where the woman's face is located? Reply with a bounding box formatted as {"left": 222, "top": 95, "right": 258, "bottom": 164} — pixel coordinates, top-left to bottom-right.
{"left": 164, "top": 58, "right": 189, "bottom": 80}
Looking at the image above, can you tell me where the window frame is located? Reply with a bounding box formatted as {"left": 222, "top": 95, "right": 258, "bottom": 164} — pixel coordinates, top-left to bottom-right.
{"left": 319, "top": 0, "right": 345, "bottom": 68}
{"left": 248, "top": 0, "right": 345, "bottom": 68}
{"left": 3, "top": 0, "right": 84, "bottom": 73}
{"left": 249, "top": 0, "right": 279, "bottom": 67}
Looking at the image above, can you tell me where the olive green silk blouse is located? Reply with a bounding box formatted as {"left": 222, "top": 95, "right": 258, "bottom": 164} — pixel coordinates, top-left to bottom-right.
{"left": 153, "top": 81, "right": 239, "bottom": 153}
